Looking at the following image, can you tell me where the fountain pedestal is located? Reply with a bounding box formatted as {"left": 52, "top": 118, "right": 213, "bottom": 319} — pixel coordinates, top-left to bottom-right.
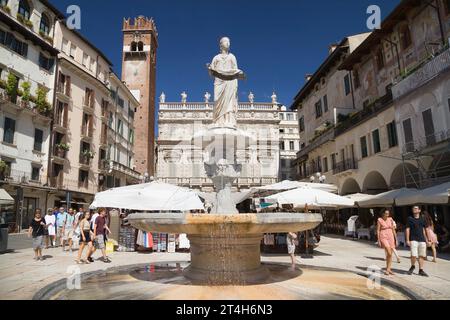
{"left": 128, "top": 213, "right": 323, "bottom": 285}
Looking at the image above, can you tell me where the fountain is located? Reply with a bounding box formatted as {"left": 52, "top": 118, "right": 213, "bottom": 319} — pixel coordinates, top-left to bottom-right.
{"left": 128, "top": 37, "right": 323, "bottom": 285}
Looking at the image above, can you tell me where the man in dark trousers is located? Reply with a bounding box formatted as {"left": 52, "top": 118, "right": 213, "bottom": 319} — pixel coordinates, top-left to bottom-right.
{"left": 406, "top": 206, "right": 430, "bottom": 277}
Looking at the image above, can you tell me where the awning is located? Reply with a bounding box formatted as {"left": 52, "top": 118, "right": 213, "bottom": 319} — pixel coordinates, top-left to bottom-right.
{"left": 90, "top": 181, "right": 204, "bottom": 211}
{"left": 344, "top": 193, "right": 373, "bottom": 202}
{"left": 256, "top": 180, "right": 338, "bottom": 194}
{"left": 396, "top": 182, "right": 450, "bottom": 206}
{"left": 265, "top": 187, "right": 354, "bottom": 209}
{"left": 0, "top": 188, "right": 14, "bottom": 205}
{"left": 356, "top": 188, "right": 419, "bottom": 208}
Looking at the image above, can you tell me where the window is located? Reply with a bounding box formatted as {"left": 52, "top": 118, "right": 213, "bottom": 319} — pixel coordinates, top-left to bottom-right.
{"left": 316, "top": 156, "right": 322, "bottom": 172}
{"left": 286, "top": 113, "right": 294, "bottom": 121}
{"left": 403, "top": 119, "right": 414, "bottom": 152}
{"left": 279, "top": 129, "right": 285, "bottom": 134}
{"left": 82, "top": 53, "right": 88, "bottom": 67}
{"left": 372, "top": 129, "right": 381, "bottom": 154}
{"left": 299, "top": 116, "right": 305, "bottom": 132}
{"left": 70, "top": 44, "right": 76, "bottom": 58}
{"left": 78, "top": 169, "right": 89, "bottom": 183}
{"left": 108, "top": 112, "right": 114, "bottom": 128}
{"left": 31, "top": 166, "right": 40, "bottom": 181}
{"left": 129, "top": 129, "right": 134, "bottom": 144}
{"left": 322, "top": 157, "right": 328, "bottom": 172}
{"left": 353, "top": 69, "right": 361, "bottom": 89}
{"left": 118, "top": 97, "right": 125, "bottom": 108}
{"left": 34, "top": 128, "right": 43, "bottom": 152}
{"left": 3, "top": 117, "right": 15, "bottom": 144}
{"left": 0, "top": 0, "right": 8, "bottom": 7}
{"left": 0, "top": 29, "right": 28, "bottom": 57}
{"left": 39, "top": 14, "right": 50, "bottom": 35}
{"left": 445, "top": 0, "right": 450, "bottom": 15}
{"left": 289, "top": 141, "right": 295, "bottom": 150}
{"left": 376, "top": 49, "right": 385, "bottom": 70}
{"left": 323, "top": 95, "right": 328, "bottom": 113}
{"left": 315, "top": 100, "right": 322, "bottom": 118}
{"left": 117, "top": 119, "right": 123, "bottom": 136}
{"left": 62, "top": 38, "right": 69, "bottom": 54}
{"left": 331, "top": 154, "right": 337, "bottom": 170}
{"left": 138, "top": 41, "right": 144, "bottom": 51}
{"left": 386, "top": 121, "right": 398, "bottom": 148}
{"left": 360, "top": 136, "right": 368, "bottom": 158}
{"left": 131, "top": 42, "right": 137, "bottom": 52}
{"left": 422, "top": 109, "right": 436, "bottom": 146}
{"left": 280, "top": 141, "right": 285, "bottom": 151}
{"left": 18, "top": 0, "right": 31, "bottom": 20}
{"left": 399, "top": 25, "right": 412, "bottom": 50}
{"left": 344, "top": 74, "right": 351, "bottom": 96}
{"left": 39, "top": 53, "right": 54, "bottom": 71}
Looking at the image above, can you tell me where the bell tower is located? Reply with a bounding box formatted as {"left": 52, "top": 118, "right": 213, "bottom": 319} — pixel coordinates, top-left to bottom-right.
{"left": 121, "top": 16, "right": 158, "bottom": 176}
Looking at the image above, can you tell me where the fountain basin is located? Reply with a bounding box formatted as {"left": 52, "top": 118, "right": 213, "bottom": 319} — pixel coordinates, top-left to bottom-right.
{"left": 128, "top": 213, "right": 322, "bottom": 284}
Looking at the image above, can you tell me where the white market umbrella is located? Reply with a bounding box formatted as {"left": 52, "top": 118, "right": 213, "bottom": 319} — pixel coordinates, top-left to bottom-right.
{"left": 396, "top": 182, "right": 450, "bottom": 206}
{"left": 356, "top": 188, "right": 419, "bottom": 208}
{"left": 344, "top": 193, "right": 373, "bottom": 204}
{"left": 90, "top": 181, "right": 204, "bottom": 211}
{"left": 265, "top": 187, "right": 354, "bottom": 209}
{"left": 256, "top": 180, "right": 338, "bottom": 194}
{"left": 0, "top": 189, "right": 14, "bottom": 205}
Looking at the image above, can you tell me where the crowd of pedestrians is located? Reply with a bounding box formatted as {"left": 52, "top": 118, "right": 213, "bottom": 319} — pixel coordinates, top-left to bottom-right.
{"left": 28, "top": 206, "right": 112, "bottom": 264}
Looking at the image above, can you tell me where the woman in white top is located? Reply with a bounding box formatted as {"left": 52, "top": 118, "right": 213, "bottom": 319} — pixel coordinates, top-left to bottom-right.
{"left": 45, "top": 209, "right": 56, "bottom": 248}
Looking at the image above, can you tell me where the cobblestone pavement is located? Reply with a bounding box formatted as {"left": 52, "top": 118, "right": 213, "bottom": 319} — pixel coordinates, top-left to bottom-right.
{"left": 0, "top": 235, "right": 449, "bottom": 300}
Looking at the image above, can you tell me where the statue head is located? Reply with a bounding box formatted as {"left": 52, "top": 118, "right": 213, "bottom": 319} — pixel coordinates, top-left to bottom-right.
{"left": 219, "top": 37, "right": 230, "bottom": 52}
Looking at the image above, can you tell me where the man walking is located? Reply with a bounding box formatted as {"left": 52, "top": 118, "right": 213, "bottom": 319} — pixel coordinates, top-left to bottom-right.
{"left": 62, "top": 208, "right": 75, "bottom": 252}
{"left": 56, "top": 207, "right": 67, "bottom": 247}
{"left": 88, "top": 208, "right": 111, "bottom": 263}
{"left": 406, "top": 206, "right": 430, "bottom": 277}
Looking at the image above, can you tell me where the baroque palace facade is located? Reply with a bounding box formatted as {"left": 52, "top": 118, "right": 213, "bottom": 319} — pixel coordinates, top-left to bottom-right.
{"left": 157, "top": 94, "right": 299, "bottom": 192}
{"left": 0, "top": 0, "right": 143, "bottom": 231}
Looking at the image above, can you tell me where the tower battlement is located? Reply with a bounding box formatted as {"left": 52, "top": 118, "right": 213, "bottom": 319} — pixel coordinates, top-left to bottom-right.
{"left": 123, "top": 16, "right": 158, "bottom": 34}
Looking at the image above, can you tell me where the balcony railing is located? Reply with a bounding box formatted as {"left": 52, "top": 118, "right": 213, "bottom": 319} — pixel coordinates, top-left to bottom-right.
{"left": 333, "top": 158, "right": 358, "bottom": 175}
{"left": 81, "top": 125, "right": 93, "bottom": 138}
{"left": 403, "top": 129, "right": 450, "bottom": 155}
{"left": 79, "top": 154, "right": 91, "bottom": 166}
{"left": 56, "top": 82, "right": 71, "bottom": 98}
{"left": 53, "top": 146, "right": 67, "bottom": 159}
{"left": 297, "top": 127, "right": 335, "bottom": 159}
{"left": 0, "top": 88, "right": 51, "bottom": 119}
{"left": 393, "top": 46, "right": 450, "bottom": 100}
{"left": 0, "top": 169, "right": 42, "bottom": 185}
{"left": 159, "top": 102, "right": 278, "bottom": 111}
{"left": 83, "top": 95, "right": 95, "bottom": 109}
{"left": 54, "top": 112, "right": 67, "bottom": 128}
{"left": 110, "top": 161, "right": 141, "bottom": 180}
{"left": 49, "top": 174, "right": 64, "bottom": 188}
{"left": 334, "top": 91, "right": 393, "bottom": 137}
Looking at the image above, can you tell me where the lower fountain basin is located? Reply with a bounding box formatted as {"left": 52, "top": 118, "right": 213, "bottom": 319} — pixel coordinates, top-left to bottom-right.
{"left": 128, "top": 213, "right": 322, "bottom": 285}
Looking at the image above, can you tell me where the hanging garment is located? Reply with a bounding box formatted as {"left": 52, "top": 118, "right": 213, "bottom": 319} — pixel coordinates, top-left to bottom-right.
{"left": 178, "top": 234, "right": 190, "bottom": 249}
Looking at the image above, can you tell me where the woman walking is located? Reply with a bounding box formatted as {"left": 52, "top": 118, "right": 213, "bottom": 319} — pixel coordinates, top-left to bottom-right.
{"left": 287, "top": 232, "right": 298, "bottom": 270}
{"left": 424, "top": 211, "right": 438, "bottom": 263}
{"left": 44, "top": 209, "right": 56, "bottom": 248}
{"left": 75, "top": 211, "right": 93, "bottom": 264}
{"left": 28, "top": 209, "right": 46, "bottom": 261}
{"left": 377, "top": 208, "right": 398, "bottom": 275}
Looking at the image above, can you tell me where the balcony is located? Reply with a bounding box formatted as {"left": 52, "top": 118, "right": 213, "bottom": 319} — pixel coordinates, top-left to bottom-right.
{"left": 79, "top": 154, "right": 92, "bottom": 167}
{"left": 0, "top": 88, "right": 52, "bottom": 121}
{"left": 53, "top": 113, "right": 68, "bottom": 132}
{"left": 403, "top": 129, "right": 450, "bottom": 157}
{"left": 110, "top": 161, "right": 141, "bottom": 181}
{"left": 52, "top": 146, "right": 67, "bottom": 163}
{"left": 0, "top": 169, "right": 42, "bottom": 185}
{"left": 296, "top": 127, "right": 335, "bottom": 160}
{"left": 334, "top": 91, "right": 393, "bottom": 137}
{"left": 393, "top": 46, "right": 450, "bottom": 100}
{"left": 333, "top": 158, "right": 358, "bottom": 175}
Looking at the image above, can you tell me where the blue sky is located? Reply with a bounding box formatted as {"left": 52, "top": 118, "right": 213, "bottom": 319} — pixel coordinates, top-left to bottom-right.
{"left": 53, "top": 0, "right": 399, "bottom": 107}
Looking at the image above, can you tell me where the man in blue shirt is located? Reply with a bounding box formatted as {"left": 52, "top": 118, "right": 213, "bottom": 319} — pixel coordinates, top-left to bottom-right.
{"left": 56, "top": 207, "right": 67, "bottom": 247}
{"left": 406, "top": 206, "right": 430, "bottom": 277}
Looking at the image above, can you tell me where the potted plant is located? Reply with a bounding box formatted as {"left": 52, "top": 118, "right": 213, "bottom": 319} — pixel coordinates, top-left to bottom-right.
{"left": 82, "top": 150, "right": 95, "bottom": 159}
{"left": 34, "top": 86, "right": 51, "bottom": 116}
{"left": 16, "top": 13, "right": 33, "bottom": 29}
{"left": 0, "top": 4, "right": 11, "bottom": 14}
{"left": 39, "top": 31, "right": 53, "bottom": 43}
{"left": 20, "top": 81, "right": 31, "bottom": 107}
{"left": 55, "top": 143, "right": 70, "bottom": 157}
{"left": 5, "top": 73, "right": 18, "bottom": 103}
{"left": 0, "top": 160, "right": 9, "bottom": 180}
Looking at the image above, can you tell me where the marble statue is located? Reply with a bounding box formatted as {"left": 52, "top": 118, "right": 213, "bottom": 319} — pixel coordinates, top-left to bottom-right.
{"left": 207, "top": 37, "right": 245, "bottom": 128}
{"left": 160, "top": 92, "right": 166, "bottom": 104}
{"left": 248, "top": 92, "right": 254, "bottom": 104}
{"left": 204, "top": 91, "right": 211, "bottom": 103}
{"left": 271, "top": 92, "right": 277, "bottom": 104}
{"left": 181, "top": 91, "right": 187, "bottom": 104}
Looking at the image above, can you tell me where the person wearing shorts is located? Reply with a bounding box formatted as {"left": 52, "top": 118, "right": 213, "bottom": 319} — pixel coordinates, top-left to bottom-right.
{"left": 28, "top": 209, "right": 46, "bottom": 261}
{"left": 406, "top": 206, "right": 430, "bottom": 277}
{"left": 62, "top": 208, "right": 75, "bottom": 252}
{"left": 287, "top": 232, "right": 297, "bottom": 270}
{"left": 56, "top": 207, "right": 67, "bottom": 247}
{"left": 88, "top": 208, "right": 111, "bottom": 263}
